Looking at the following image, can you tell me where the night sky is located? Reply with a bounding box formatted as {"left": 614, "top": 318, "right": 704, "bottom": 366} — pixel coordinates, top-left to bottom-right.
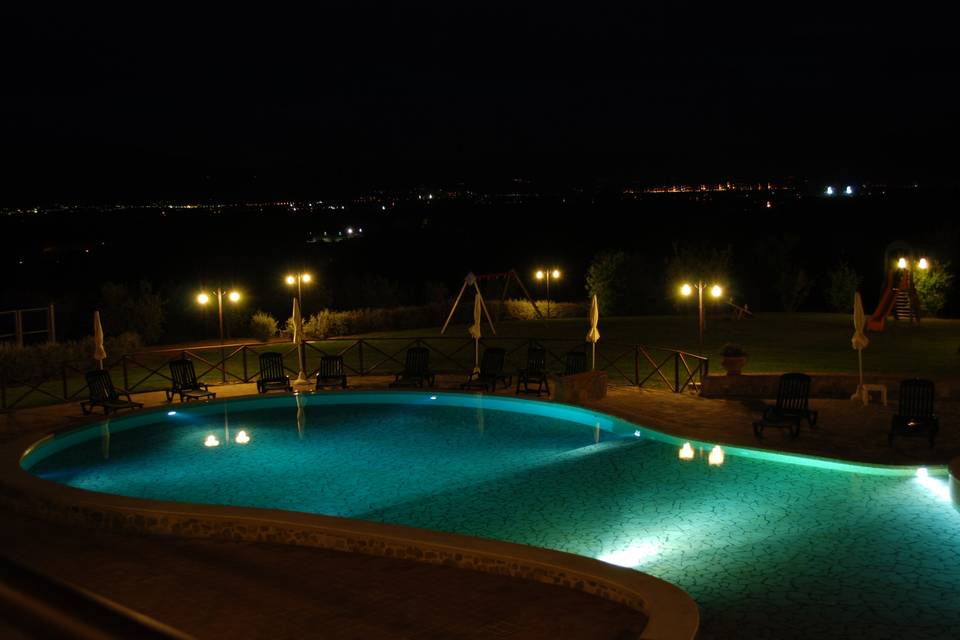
{"left": 3, "top": 5, "right": 958, "bottom": 204}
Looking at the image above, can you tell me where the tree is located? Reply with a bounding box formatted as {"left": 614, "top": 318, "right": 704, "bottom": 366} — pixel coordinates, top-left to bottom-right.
{"left": 914, "top": 260, "right": 954, "bottom": 316}
{"left": 825, "top": 262, "right": 862, "bottom": 313}
{"left": 753, "top": 235, "right": 813, "bottom": 312}
{"left": 585, "top": 250, "right": 660, "bottom": 316}
{"left": 99, "top": 281, "right": 166, "bottom": 344}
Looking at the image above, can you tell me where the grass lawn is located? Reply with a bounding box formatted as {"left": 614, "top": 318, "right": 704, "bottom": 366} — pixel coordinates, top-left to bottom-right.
{"left": 364, "top": 312, "right": 960, "bottom": 379}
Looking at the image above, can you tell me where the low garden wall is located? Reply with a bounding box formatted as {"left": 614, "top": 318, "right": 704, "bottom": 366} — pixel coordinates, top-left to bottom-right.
{"left": 702, "top": 373, "right": 960, "bottom": 400}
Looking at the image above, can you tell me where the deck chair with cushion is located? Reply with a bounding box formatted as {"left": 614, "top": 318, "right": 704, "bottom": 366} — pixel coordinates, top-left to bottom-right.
{"left": 166, "top": 358, "right": 216, "bottom": 402}
{"left": 752, "top": 372, "right": 818, "bottom": 438}
{"left": 558, "top": 350, "right": 587, "bottom": 376}
{"left": 256, "top": 351, "right": 292, "bottom": 393}
{"left": 516, "top": 345, "right": 550, "bottom": 396}
{"left": 80, "top": 369, "right": 144, "bottom": 415}
{"left": 316, "top": 354, "right": 348, "bottom": 390}
{"left": 461, "top": 347, "right": 511, "bottom": 392}
{"left": 389, "top": 346, "right": 435, "bottom": 388}
{"left": 889, "top": 378, "right": 939, "bottom": 447}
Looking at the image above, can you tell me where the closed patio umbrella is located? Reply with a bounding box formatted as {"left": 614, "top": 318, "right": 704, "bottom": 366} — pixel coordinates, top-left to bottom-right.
{"left": 850, "top": 291, "right": 870, "bottom": 404}
{"left": 468, "top": 291, "right": 483, "bottom": 374}
{"left": 93, "top": 310, "right": 107, "bottom": 370}
{"left": 586, "top": 295, "right": 600, "bottom": 370}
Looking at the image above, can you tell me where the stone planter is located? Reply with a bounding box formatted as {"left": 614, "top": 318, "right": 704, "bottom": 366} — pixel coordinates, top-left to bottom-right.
{"left": 721, "top": 356, "right": 747, "bottom": 376}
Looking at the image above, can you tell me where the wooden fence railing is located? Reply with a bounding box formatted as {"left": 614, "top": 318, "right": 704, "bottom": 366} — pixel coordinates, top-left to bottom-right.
{"left": 0, "top": 337, "right": 708, "bottom": 411}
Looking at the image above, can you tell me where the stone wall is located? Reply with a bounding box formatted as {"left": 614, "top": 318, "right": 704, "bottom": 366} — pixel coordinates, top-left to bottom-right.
{"left": 553, "top": 371, "right": 608, "bottom": 404}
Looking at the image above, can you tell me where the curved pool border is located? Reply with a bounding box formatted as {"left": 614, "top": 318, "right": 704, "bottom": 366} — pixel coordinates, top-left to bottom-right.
{"left": 2, "top": 391, "right": 701, "bottom": 640}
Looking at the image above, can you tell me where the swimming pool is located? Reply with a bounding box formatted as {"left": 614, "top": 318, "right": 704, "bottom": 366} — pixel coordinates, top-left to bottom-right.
{"left": 21, "top": 392, "right": 960, "bottom": 639}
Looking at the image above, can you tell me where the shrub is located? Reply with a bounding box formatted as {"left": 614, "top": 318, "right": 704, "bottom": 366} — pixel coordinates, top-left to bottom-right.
{"left": 825, "top": 262, "right": 862, "bottom": 313}
{"left": 250, "top": 311, "right": 278, "bottom": 342}
{"left": 497, "top": 299, "right": 586, "bottom": 320}
{"left": 720, "top": 342, "right": 747, "bottom": 357}
{"left": 914, "top": 260, "right": 954, "bottom": 316}
{"left": 0, "top": 331, "right": 142, "bottom": 381}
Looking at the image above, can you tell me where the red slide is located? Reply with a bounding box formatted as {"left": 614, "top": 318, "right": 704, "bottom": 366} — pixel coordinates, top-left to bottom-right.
{"left": 867, "top": 270, "right": 908, "bottom": 332}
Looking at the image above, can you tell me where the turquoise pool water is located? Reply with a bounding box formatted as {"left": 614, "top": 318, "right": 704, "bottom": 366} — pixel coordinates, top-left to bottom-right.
{"left": 23, "top": 392, "right": 960, "bottom": 639}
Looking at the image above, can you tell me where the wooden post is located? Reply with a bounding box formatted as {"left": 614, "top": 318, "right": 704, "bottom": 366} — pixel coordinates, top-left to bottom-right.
{"left": 441, "top": 279, "right": 470, "bottom": 334}
{"left": 634, "top": 346, "right": 640, "bottom": 387}
{"left": 242, "top": 346, "right": 248, "bottom": 382}
{"left": 48, "top": 304, "right": 56, "bottom": 343}
{"left": 14, "top": 310, "right": 23, "bottom": 347}
{"left": 357, "top": 339, "right": 365, "bottom": 375}
{"left": 674, "top": 352, "right": 680, "bottom": 393}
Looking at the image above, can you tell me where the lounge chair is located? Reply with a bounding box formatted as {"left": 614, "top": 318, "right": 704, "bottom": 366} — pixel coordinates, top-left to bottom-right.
{"left": 752, "top": 372, "right": 818, "bottom": 438}
{"left": 316, "top": 354, "right": 348, "bottom": 390}
{"left": 558, "top": 350, "right": 587, "bottom": 376}
{"left": 256, "top": 352, "right": 292, "bottom": 393}
{"left": 80, "top": 369, "right": 144, "bottom": 415}
{"left": 166, "top": 358, "right": 216, "bottom": 402}
{"left": 516, "top": 345, "right": 549, "bottom": 396}
{"left": 889, "top": 378, "right": 939, "bottom": 447}
{"left": 461, "top": 347, "right": 511, "bottom": 392}
{"left": 389, "top": 346, "right": 435, "bottom": 388}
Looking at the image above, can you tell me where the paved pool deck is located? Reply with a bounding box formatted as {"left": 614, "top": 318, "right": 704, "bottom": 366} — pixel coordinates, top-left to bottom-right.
{"left": 1, "top": 378, "right": 957, "bottom": 639}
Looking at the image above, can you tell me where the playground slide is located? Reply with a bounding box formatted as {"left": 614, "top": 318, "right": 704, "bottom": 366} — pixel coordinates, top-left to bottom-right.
{"left": 866, "top": 270, "right": 909, "bottom": 332}
{"left": 867, "top": 284, "right": 896, "bottom": 331}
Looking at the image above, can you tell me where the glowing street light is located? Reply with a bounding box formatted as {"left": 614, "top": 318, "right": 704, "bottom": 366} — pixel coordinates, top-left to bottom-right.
{"left": 535, "top": 268, "right": 561, "bottom": 319}
{"left": 680, "top": 280, "right": 723, "bottom": 347}
{"left": 198, "top": 287, "right": 242, "bottom": 383}
{"left": 286, "top": 272, "right": 312, "bottom": 300}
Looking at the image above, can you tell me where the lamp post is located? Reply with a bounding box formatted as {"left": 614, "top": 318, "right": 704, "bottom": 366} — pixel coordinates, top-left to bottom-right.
{"left": 285, "top": 272, "right": 312, "bottom": 385}
{"left": 535, "top": 268, "right": 561, "bottom": 319}
{"left": 680, "top": 281, "right": 722, "bottom": 347}
{"left": 198, "top": 288, "right": 241, "bottom": 383}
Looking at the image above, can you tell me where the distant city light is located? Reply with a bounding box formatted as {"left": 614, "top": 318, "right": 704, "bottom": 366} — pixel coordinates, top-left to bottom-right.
{"left": 825, "top": 186, "right": 835, "bottom": 196}
{"left": 346, "top": 227, "right": 354, "bottom": 235}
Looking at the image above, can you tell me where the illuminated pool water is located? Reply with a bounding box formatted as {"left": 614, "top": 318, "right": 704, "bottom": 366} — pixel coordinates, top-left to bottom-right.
{"left": 23, "top": 392, "right": 960, "bottom": 639}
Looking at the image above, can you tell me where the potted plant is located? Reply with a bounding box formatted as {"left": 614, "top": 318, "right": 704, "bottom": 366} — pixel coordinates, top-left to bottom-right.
{"left": 720, "top": 343, "right": 748, "bottom": 375}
